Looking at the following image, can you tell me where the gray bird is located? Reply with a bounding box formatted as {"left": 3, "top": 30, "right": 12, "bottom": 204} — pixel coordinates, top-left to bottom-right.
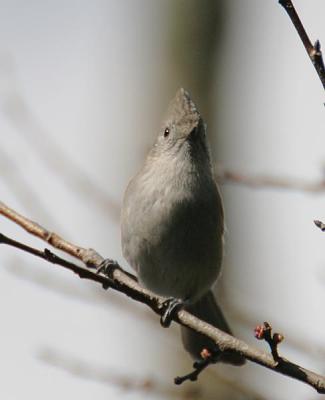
{"left": 121, "top": 88, "right": 245, "bottom": 365}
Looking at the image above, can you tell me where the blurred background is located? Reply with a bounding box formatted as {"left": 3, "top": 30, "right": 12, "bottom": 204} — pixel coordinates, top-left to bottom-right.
{"left": 0, "top": 1, "right": 324, "bottom": 399}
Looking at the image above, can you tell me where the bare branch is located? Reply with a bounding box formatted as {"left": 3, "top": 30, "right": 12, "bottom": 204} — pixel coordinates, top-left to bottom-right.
{"left": 175, "top": 355, "right": 214, "bottom": 385}
{"left": 217, "top": 168, "right": 325, "bottom": 193}
{"left": 39, "top": 348, "right": 190, "bottom": 399}
{"left": 39, "top": 347, "right": 265, "bottom": 400}
{"left": 314, "top": 220, "right": 325, "bottom": 231}
{"left": 0, "top": 200, "right": 101, "bottom": 265}
{"left": 278, "top": 0, "right": 325, "bottom": 91}
{"left": 254, "top": 322, "right": 285, "bottom": 362}
{"left": 230, "top": 303, "right": 325, "bottom": 360}
{"left": 0, "top": 201, "right": 325, "bottom": 393}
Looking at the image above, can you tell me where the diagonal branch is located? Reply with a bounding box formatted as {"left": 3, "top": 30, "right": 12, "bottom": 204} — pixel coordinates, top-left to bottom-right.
{"left": 0, "top": 201, "right": 102, "bottom": 266}
{"left": 0, "top": 201, "right": 325, "bottom": 393}
{"left": 279, "top": 0, "right": 325, "bottom": 91}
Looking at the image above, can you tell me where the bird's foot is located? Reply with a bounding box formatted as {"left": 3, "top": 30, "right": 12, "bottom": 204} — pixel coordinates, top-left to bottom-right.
{"left": 96, "top": 258, "right": 120, "bottom": 289}
{"left": 160, "top": 298, "right": 184, "bottom": 328}
{"left": 96, "top": 258, "right": 138, "bottom": 290}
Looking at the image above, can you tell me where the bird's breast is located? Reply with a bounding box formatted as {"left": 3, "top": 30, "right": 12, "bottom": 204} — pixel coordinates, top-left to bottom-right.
{"left": 121, "top": 160, "right": 224, "bottom": 301}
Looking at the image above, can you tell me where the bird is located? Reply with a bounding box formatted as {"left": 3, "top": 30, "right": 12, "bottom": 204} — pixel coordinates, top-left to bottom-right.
{"left": 120, "top": 88, "right": 245, "bottom": 365}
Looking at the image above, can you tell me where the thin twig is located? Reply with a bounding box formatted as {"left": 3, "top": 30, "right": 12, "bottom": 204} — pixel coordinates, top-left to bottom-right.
{"left": 229, "top": 303, "right": 325, "bottom": 360}
{"left": 175, "top": 355, "right": 217, "bottom": 385}
{"left": 0, "top": 201, "right": 102, "bottom": 266}
{"left": 39, "top": 347, "right": 265, "bottom": 400}
{"left": 279, "top": 0, "right": 325, "bottom": 91}
{"left": 254, "top": 322, "right": 285, "bottom": 362}
{"left": 0, "top": 201, "right": 325, "bottom": 393}
{"left": 39, "top": 348, "right": 199, "bottom": 399}
{"left": 314, "top": 220, "right": 325, "bottom": 231}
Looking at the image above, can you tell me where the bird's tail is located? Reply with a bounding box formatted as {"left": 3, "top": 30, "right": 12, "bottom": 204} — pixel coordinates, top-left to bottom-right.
{"left": 181, "top": 290, "right": 245, "bottom": 365}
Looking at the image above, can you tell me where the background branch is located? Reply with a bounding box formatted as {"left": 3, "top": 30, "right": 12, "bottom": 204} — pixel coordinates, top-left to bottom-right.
{"left": 0, "top": 64, "right": 120, "bottom": 222}
{"left": 39, "top": 348, "right": 194, "bottom": 399}
{"left": 0, "top": 201, "right": 325, "bottom": 393}
{"left": 39, "top": 347, "right": 265, "bottom": 400}
{"left": 217, "top": 168, "right": 325, "bottom": 193}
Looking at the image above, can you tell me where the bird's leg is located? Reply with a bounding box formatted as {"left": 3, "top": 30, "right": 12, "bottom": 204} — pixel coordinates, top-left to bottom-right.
{"left": 160, "top": 298, "right": 184, "bottom": 327}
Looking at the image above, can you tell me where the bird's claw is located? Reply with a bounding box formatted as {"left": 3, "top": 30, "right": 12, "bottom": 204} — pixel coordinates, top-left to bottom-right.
{"left": 160, "top": 298, "right": 184, "bottom": 327}
{"left": 96, "top": 258, "right": 119, "bottom": 289}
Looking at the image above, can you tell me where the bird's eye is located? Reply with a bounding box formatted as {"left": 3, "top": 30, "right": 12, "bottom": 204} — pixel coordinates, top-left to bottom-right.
{"left": 163, "top": 127, "right": 170, "bottom": 138}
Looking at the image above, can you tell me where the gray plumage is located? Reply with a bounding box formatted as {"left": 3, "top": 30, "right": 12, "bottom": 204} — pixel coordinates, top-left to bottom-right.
{"left": 121, "top": 88, "right": 245, "bottom": 365}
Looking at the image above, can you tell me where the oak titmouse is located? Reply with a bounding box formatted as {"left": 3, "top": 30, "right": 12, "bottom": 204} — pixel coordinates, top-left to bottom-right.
{"left": 121, "top": 88, "right": 244, "bottom": 365}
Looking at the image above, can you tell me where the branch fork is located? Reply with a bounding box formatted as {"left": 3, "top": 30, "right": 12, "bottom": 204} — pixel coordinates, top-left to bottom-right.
{"left": 254, "top": 322, "right": 284, "bottom": 363}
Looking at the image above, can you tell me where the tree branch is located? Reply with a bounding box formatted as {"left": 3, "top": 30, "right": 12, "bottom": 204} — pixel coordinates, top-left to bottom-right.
{"left": 278, "top": 0, "right": 325, "bottom": 91}
{"left": 314, "top": 219, "right": 325, "bottom": 231}
{"left": 1, "top": 201, "right": 325, "bottom": 393}
{"left": 39, "top": 347, "right": 265, "bottom": 400}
